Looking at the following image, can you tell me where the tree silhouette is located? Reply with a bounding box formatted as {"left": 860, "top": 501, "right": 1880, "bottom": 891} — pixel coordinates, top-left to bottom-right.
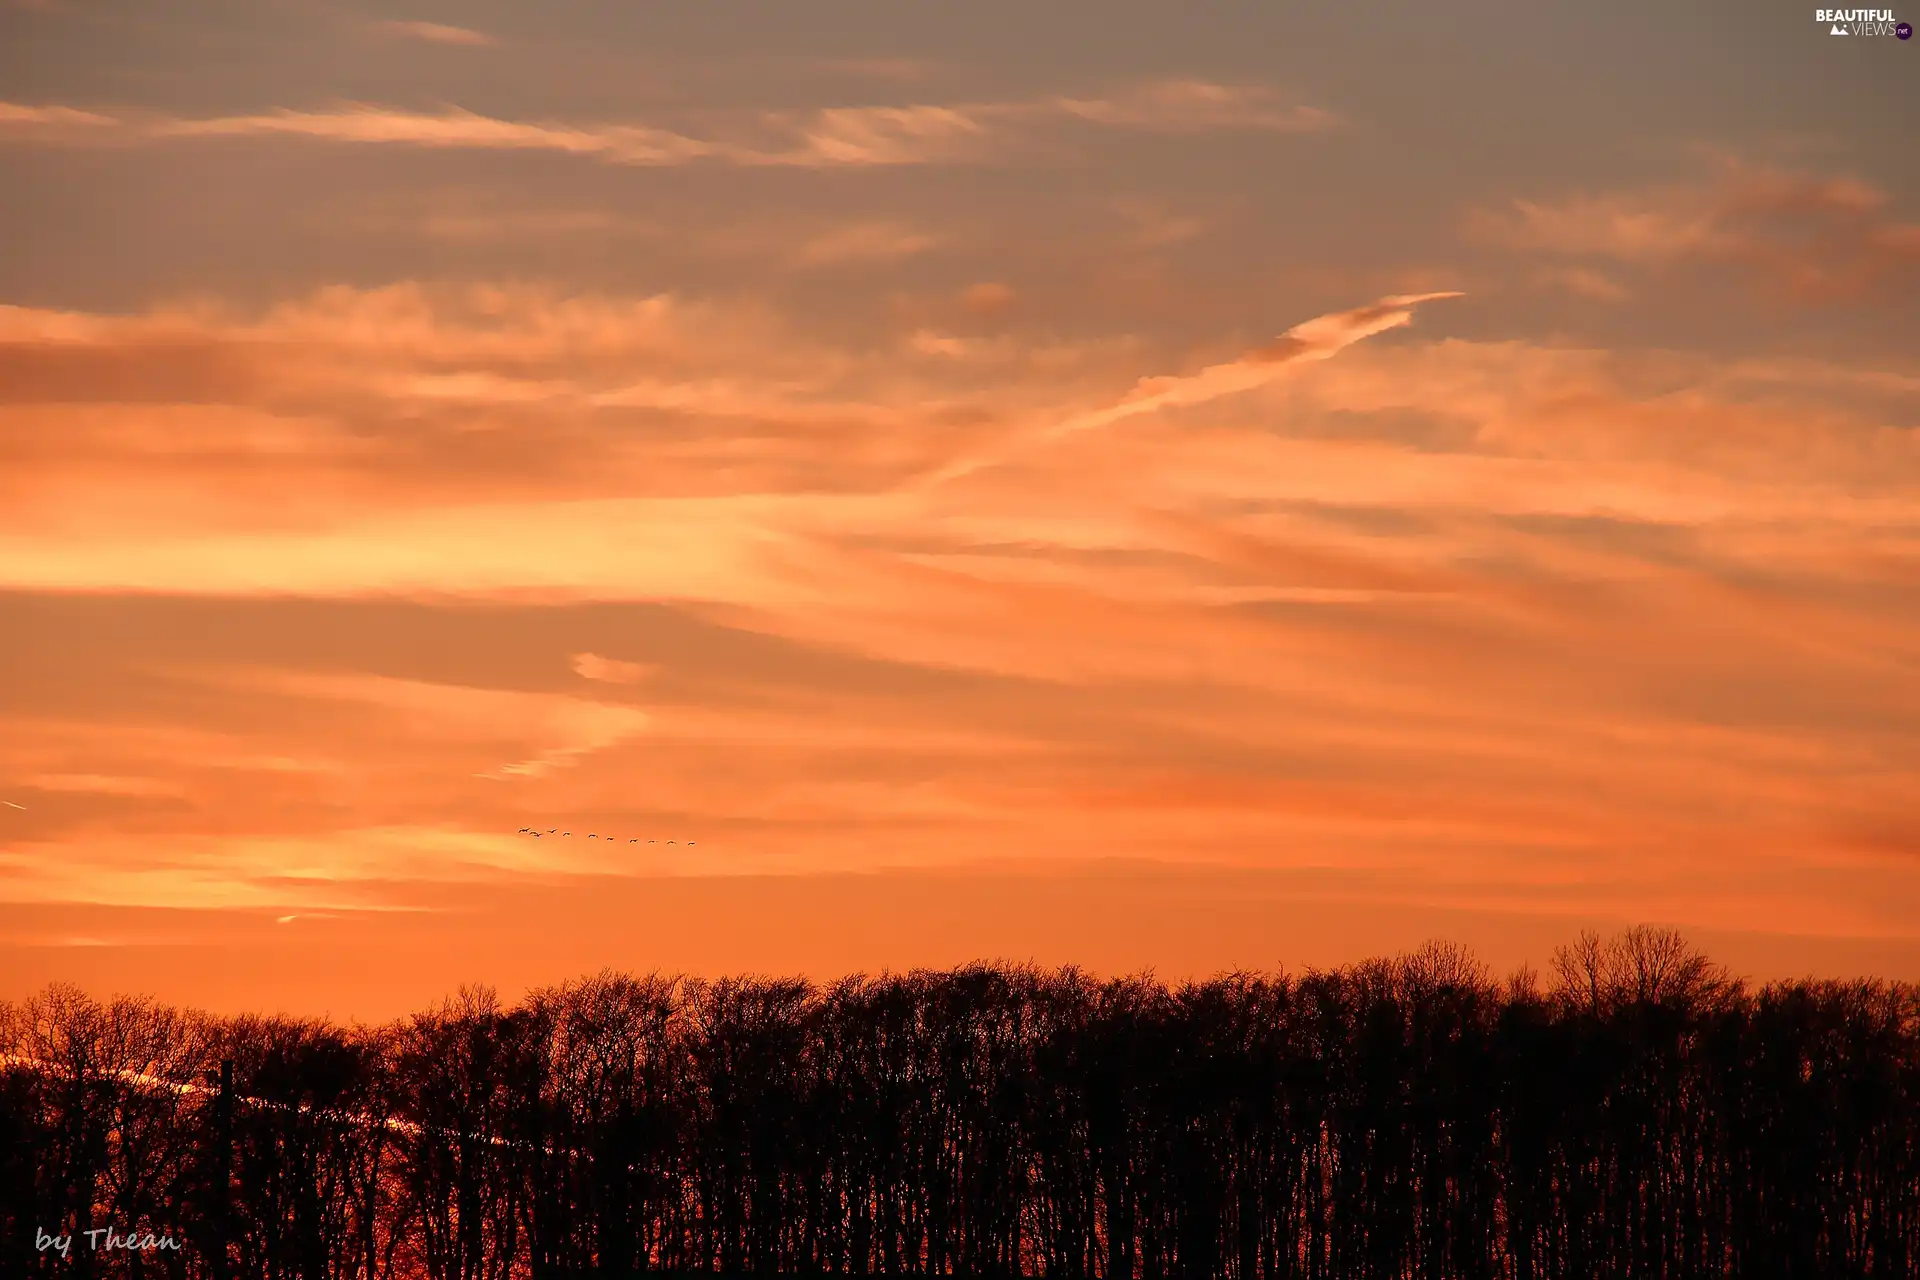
{"left": 3, "top": 929, "right": 1916, "bottom": 1277}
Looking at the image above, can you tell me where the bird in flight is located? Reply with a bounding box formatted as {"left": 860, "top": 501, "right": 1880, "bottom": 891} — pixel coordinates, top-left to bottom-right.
{"left": 512, "top": 828, "right": 694, "bottom": 844}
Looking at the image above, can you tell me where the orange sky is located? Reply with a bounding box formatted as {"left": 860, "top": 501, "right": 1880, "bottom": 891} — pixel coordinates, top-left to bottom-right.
{"left": 2, "top": 1, "right": 1917, "bottom": 1018}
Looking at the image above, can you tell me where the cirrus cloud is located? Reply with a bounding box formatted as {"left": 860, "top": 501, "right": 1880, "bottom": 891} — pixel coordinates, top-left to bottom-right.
{"left": 0, "top": 79, "right": 1337, "bottom": 169}
{"left": 1478, "top": 159, "right": 1920, "bottom": 302}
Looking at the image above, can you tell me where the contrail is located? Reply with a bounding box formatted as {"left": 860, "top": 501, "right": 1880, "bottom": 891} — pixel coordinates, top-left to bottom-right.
{"left": 2, "top": 801, "right": 24, "bottom": 810}
{"left": 915, "top": 291, "right": 1462, "bottom": 489}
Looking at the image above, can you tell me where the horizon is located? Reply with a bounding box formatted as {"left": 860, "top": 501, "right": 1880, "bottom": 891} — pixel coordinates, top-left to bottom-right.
{"left": 7, "top": 921, "right": 1913, "bottom": 1029}
{"left": 3, "top": 0, "right": 1919, "bottom": 1022}
{"left": 9, "top": 873, "right": 1920, "bottom": 1024}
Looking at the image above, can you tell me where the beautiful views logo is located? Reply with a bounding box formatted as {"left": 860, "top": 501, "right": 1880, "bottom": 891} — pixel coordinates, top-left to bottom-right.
{"left": 1814, "top": 8, "right": 1911, "bottom": 35}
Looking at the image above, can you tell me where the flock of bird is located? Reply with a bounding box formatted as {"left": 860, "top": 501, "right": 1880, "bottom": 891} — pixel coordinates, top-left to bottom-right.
{"left": 518, "top": 828, "right": 694, "bottom": 846}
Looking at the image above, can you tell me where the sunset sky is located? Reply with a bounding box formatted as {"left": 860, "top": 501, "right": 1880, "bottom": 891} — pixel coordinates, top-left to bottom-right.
{"left": 3, "top": 1, "right": 1917, "bottom": 1019}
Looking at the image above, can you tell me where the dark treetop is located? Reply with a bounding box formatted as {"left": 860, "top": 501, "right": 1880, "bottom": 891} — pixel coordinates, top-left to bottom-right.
{"left": 4, "top": 928, "right": 1917, "bottom": 1278}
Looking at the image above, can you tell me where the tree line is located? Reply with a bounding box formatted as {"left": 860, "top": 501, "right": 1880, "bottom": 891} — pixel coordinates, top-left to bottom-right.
{"left": 3, "top": 927, "right": 1917, "bottom": 1278}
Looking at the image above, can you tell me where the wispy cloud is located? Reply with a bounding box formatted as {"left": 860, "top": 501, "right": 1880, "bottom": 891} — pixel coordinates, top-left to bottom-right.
{"left": 773, "top": 103, "right": 990, "bottom": 165}
{"left": 1478, "top": 159, "right": 1920, "bottom": 301}
{"left": 1049, "top": 80, "right": 1336, "bottom": 133}
{"left": 6, "top": 0, "right": 1919, "bottom": 996}
{"left": 960, "top": 281, "right": 1017, "bottom": 314}
{"left": 0, "top": 826, "right": 621, "bottom": 909}
{"left": 571, "top": 653, "right": 659, "bottom": 685}
{"left": 0, "top": 102, "right": 115, "bottom": 127}
{"left": 1533, "top": 266, "right": 1630, "bottom": 302}
{"left": 202, "top": 668, "right": 652, "bottom": 781}
{"left": 0, "top": 101, "right": 119, "bottom": 144}
{"left": 378, "top": 20, "right": 497, "bottom": 48}
{"left": 1110, "top": 199, "right": 1209, "bottom": 249}
{"left": 3, "top": 280, "right": 1915, "bottom": 941}
{"left": 0, "top": 80, "right": 1336, "bottom": 168}
{"left": 789, "top": 220, "right": 941, "bottom": 267}
{"left": 20, "top": 773, "right": 182, "bottom": 798}
{"left": 153, "top": 106, "right": 719, "bottom": 165}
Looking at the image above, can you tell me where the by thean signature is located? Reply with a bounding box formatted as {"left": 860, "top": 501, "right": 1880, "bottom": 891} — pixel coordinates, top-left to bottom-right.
{"left": 38, "top": 1226, "right": 182, "bottom": 1256}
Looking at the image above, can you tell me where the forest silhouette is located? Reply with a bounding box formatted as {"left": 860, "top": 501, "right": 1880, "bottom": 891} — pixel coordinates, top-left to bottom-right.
{"left": 4, "top": 927, "right": 1916, "bottom": 1278}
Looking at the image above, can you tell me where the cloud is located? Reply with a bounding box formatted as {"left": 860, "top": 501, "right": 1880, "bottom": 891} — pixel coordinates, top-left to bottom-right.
{"left": 153, "top": 106, "right": 720, "bottom": 165}
{"left": 0, "top": 101, "right": 120, "bottom": 144}
{"left": 1111, "top": 200, "right": 1209, "bottom": 249}
{"left": 192, "top": 667, "right": 652, "bottom": 781}
{"left": 0, "top": 80, "right": 1335, "bottom": 168}
{"left": 789, "top": 220, "right": 941, "bottom": 267}
{"left": 1479, "top": 160, "right": 1920, "bottom": 301}
{"left": 1490, "top": 192, "right": 1718, "bottom": 261}
{"left": 0, "top": 288, "right": 1477, "bottom": 614}
{"left": 412, "top": 207, "right": 644, "bottom": 241}
{"left": 378, "top": 20, "right": 497, "bottom": 47}
{"left": 1534, "top": 266, "right": 1630, "bottom": 302}
{"left": 769, "top": 81, "right": 1333, "bottom": 165}
{"left": 571, "top": 652, "right": 659, "bottom": 685}
{"left": 2, "top": 277, "right": 1916, "bottom": 945}
{"left": 961, "top": 281, "right": 1017, "bottom": 315}
{"left": 777, "top": 103, "right": 990, "bottom": 165}
{"left": 31, "top": 279, "right": 1908, "bottom": 646}
{"left": 0, "top": 102, "right": 116, "bottom": 127}
{"left": 1048, "top": 80, "right": 1337, "bottom": 133}
{"left": 0, "top": 826, "right": 622, "bottom": 909}
{"left": 910, "top": 330, "right": 973, "bottom": 357}
{"left": 20, "top": 773, "right": 182, "bottom": 797}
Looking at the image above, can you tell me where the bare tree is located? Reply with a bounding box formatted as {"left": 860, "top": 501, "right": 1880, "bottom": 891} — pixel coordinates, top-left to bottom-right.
{"left": 7, "top": 929, "right": 1917, "bottom": 1278}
